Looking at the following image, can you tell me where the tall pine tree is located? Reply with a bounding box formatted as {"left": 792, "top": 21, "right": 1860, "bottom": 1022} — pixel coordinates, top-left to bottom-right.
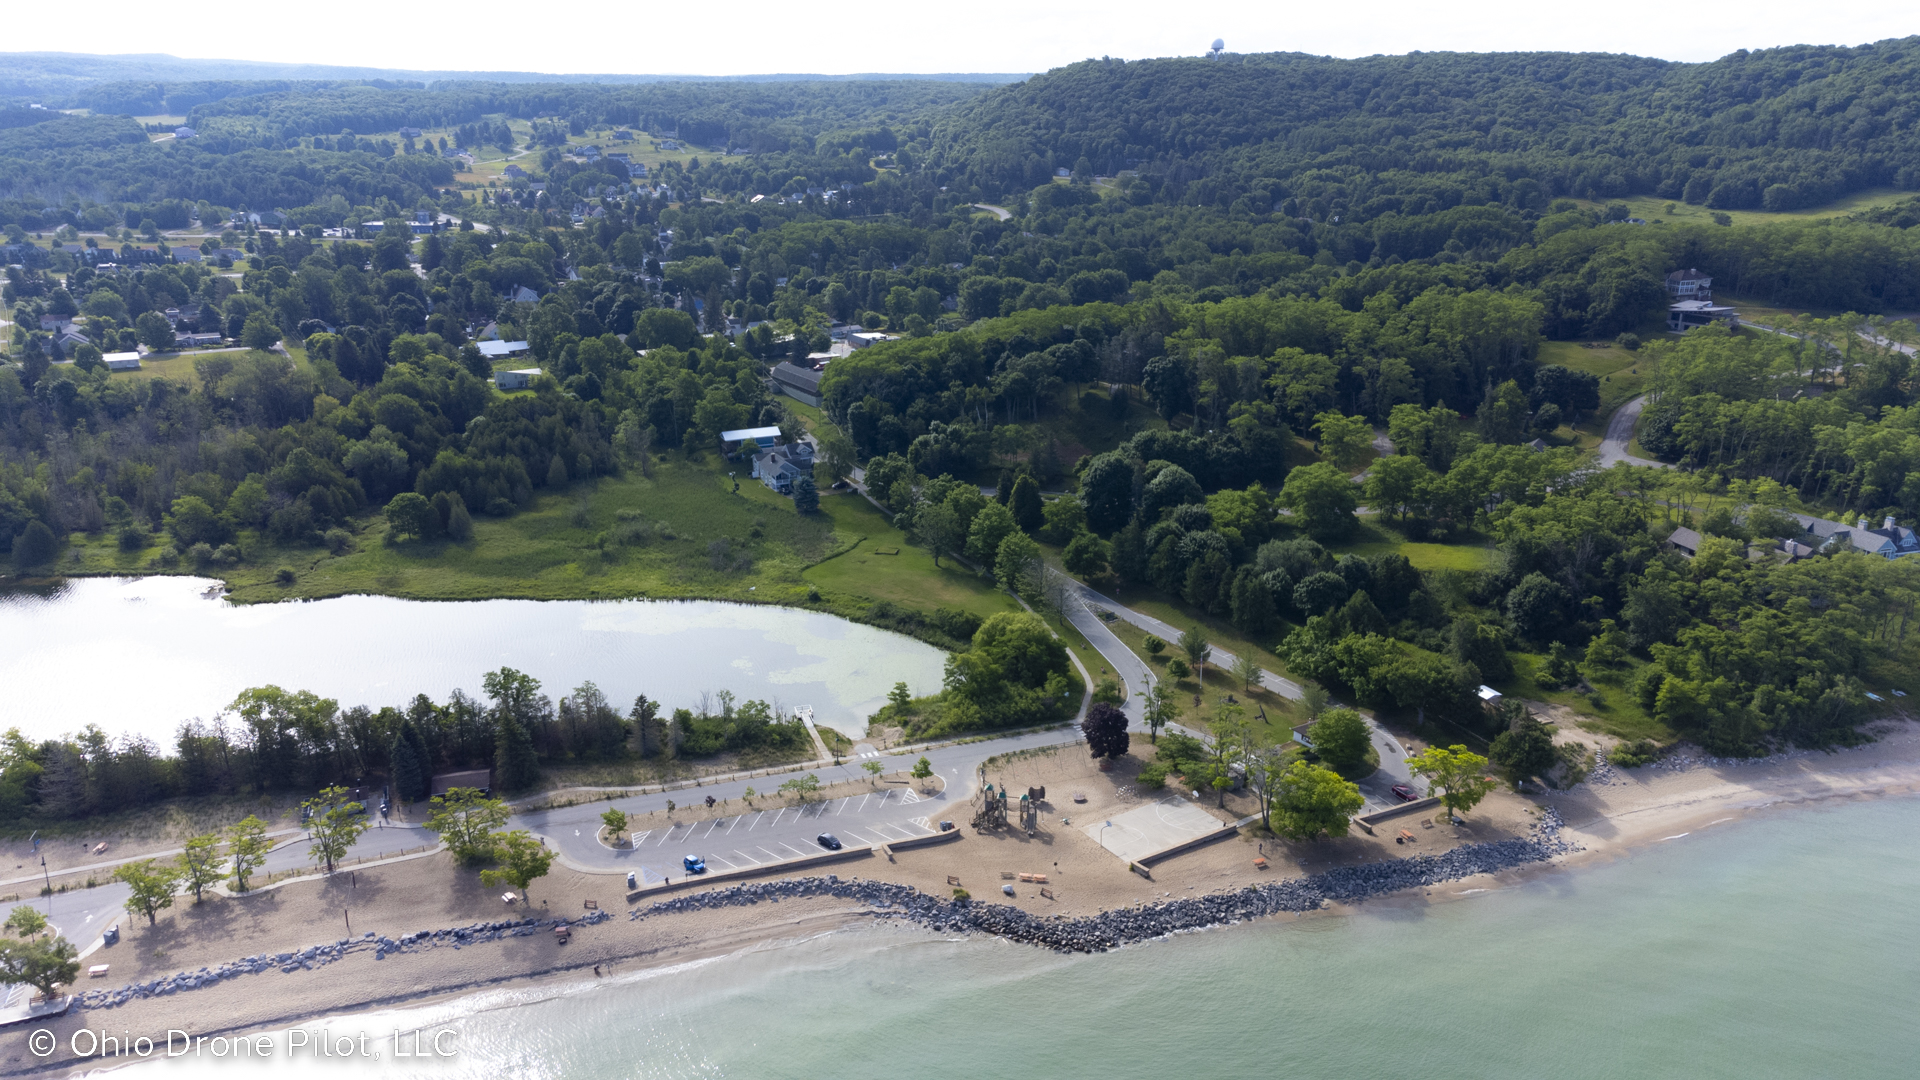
{"left": 389, "top": 734, "right": 426, "bottom": 804}
{"left": 494, "top": 713, "right": 541, "bottom": 791}
{"left": 1010, "top": 472, "right": 1044, "bottom": 535}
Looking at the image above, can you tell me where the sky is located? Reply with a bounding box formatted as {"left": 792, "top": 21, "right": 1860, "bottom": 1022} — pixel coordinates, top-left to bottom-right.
{"left": 12, "top": 0, "right": 1920, "bottom": 76}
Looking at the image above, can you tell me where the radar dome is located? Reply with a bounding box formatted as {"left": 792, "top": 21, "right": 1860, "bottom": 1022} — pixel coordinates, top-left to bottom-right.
{"left": 1211, "top": 38, "right": 1225, "bottom": 52}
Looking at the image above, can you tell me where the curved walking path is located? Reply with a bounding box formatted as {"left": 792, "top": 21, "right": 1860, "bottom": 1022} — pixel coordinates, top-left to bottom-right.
{"left": 972, "top": 203, "right": 1013, "bottom": 221}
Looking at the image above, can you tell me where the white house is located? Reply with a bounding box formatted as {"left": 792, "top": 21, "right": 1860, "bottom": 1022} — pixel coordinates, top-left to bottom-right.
{"left": 495, "top": 368, "right": 541, "bottom": 391}
{"left": 102, "top": 351, "right": 142, "bottom": 371}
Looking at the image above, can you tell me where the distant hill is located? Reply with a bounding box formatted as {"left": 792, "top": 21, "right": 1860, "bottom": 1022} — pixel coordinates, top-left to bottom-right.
{"left": 930, "top": 41, "right": 1920, "bottom": 211}
{"left": 0, "top": 52, "right": 1027, "bottom": 101}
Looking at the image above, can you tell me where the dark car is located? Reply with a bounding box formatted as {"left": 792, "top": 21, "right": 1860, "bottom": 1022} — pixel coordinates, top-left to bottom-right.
{"left": 816, "top": 833, "right": 843, "bottom": 850}
{"left": 682, "top": 854, "right": 707, "bottom": 874}
{"left": 1391, "top": 784, "right": 1418, "bottom": 802}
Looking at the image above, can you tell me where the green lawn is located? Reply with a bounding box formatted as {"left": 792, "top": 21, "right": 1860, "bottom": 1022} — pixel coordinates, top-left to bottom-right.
{"left": 1573, "top": 187, "right": 1907, "bottom": 229}
{"left": 1328, "top": 519, "right": 1496, "bottom": 572}
{"left": 803, "top": 494, "right": 1020, "bottom": 621}
{"left": 1101, "top": 612, "right": 1302, "bottom": 742}
{"left": 1505, "top": 652, "right": 1673, "bottom": 743}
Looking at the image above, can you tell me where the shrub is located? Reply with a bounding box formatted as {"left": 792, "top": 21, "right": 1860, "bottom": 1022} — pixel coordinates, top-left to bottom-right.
{"left": 1166, "top": 658, "right": 1190, "bottom": 679}
{"left": 1135, "top": 761, "right": 1168, "bottom": 789}
{"left": 186, "top": 541, "right": 215, "bottom": 568}
{"left": 324, "top": 528, "right": 353, "bottom": 555}
{"left": 1609, "top": 739, "right": 1660, "bottom": 768}
{"left": 274, "top": 567, "right": 296, "bottom": 585}
{"left": 952, "top": 887, "right": 970, "bottom": 901}
{"left": 1143, "top": 635, "right": 1166, "bottom": 656}
{"left": 485, "top": 497, "right": 515, "bottom": 517}
{"left": 116, "top": 523, "right": 148, "bottom": 551}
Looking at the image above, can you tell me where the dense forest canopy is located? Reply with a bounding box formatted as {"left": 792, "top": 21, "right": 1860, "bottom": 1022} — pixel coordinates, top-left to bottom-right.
{"left": 930, "top": 43, "right": 1920, "bottom": 210}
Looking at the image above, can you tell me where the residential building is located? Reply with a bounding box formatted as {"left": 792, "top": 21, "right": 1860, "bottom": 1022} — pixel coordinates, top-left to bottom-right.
{"left": 102, "top": 352, "right": 142, "bottom": 371}
{"left": 510, "top": 285, "right": 539, "bottom": 304}
{"left": 495, "top": 368, "right": 542, "bottom": 391}
{"left": 477, "top": 340, "right": 531, "bottom": 359}
{"left": 751, "top": 442, "right": 815, "bottom": 495}
{"left": 399, "top": 127, "right": 424, "bottom": 139}
{"left": 174, "top": 126, "right": 197, "bottom": 139}
{"left": 177, "top": 332, "right": 222, "bottom": 347}
{"left": 847, "top": 331, "right": 898, "bottom": 350}
{"left": 1666, "top": 526, "right": 1702, "bottom": 557}
{"left": 504, "top": 164, "right": 528, "bottom": 179}
{"left": 1666, "top": 269, "right": 1712, "bottom": 298}
{"left": 1791, "top": 513, "right": 1920, "bottom": 559}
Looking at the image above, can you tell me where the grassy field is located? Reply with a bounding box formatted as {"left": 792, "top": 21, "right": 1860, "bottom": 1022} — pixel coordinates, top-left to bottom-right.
{"left": 1327, "top": 519, "right": 1496, "bottom": 572}
{"left": 1100, "top": 613, "right": 1304, "bottom": 743}
{"left": 1505, "top": 652, "right": 1672, "bottom": 743}
{"left": 803, "top": 495, "right": 1019, "bottom": 620}
{"left": 1572, "top": 187, "right": 1907, "bottom": 228}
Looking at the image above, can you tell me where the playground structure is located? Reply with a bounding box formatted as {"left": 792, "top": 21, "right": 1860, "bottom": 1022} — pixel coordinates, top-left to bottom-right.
{"left": 971, "top": 771, "right": 1044, "bottom": 835}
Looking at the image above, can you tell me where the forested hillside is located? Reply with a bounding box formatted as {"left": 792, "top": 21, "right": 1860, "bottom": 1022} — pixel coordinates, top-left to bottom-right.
{"left": 930, "top": 44, "right": 1920, "bottom": 211}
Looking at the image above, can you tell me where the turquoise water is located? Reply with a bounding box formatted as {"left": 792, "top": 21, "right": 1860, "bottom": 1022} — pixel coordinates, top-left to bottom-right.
{"left": 124, "top": 796, "right": 1920, "bottom": 1078}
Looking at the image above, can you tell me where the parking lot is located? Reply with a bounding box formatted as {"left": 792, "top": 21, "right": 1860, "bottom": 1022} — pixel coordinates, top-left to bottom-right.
{"left": 615, "top": 788, "right": 944, "bottom": 882}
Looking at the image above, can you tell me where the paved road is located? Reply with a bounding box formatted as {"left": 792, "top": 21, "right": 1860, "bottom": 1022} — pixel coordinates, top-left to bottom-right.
{"left": 28, "top": 818, "right": 436, "bottom": 952}
{"left": 1598, "top": 394, "right": 1669, "bottom": 469}
{"left": 1054, "top": 576, "right": 1414, "bottom": 808}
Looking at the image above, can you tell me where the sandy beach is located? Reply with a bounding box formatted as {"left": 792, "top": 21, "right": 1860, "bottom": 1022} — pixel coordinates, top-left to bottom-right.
{"left": 6, "top": 719, "right": 1919, "bottom": 1075}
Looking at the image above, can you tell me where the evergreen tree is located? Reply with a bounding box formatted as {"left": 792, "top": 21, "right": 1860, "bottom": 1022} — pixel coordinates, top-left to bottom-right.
{"left": 995, "top": 467, "right": 1014, "bottom": 505}
{"left": 389, "top": 734, "right": 426, "bottom": 804}
{"left": 494, "top": 713, "right": 541, "bottom": 791}
{"left": 1229, "top": 567, "right": 1277, "bottom": 636}
{"left": 1010, "top": 473, "right": 1044, "bottom": 534}
{"left": 445, "top": 497, "right": 475, "bottom": 541}
{"left": 793, "top": 474, "right": 819, "bottom": 513}
{"left": 11, "top": 520, "right": 59, "bottom": 567}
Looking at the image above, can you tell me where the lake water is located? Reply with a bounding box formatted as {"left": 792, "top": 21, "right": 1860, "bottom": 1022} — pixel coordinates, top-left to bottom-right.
{"left": 0, "top": 577, "right": 949, "bottom": 744}
{"left": 116, "top": 794, "right": 1920, "bottom": 1079}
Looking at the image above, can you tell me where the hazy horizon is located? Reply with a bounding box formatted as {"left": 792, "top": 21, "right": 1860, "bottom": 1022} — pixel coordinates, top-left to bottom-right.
{"left": 7, "top": 0, "right": 1920, "bottom": 81}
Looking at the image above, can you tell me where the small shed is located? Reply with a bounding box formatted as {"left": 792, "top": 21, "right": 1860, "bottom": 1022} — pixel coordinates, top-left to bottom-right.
{"left": 495, "top": 368, "right": 541, "bottom": 391}
{"left": 1290, "top": 723, "right": 1316, "bottom": 749}
{"left": 1477, "top": 685, "right": 1505, "bottom": 710}
{"left": 720, "top": 425, "right": 784, "bottom": 455}
{"left": 1667, "top": 526, "right": 1702, "bottom": 557}
{"left": 102, "top": 351, "right": 142, "bottom": 371}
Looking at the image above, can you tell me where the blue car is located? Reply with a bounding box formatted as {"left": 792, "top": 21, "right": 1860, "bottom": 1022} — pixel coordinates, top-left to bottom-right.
{"left": 683, "top": 854, "right": 707, "bottom": 874}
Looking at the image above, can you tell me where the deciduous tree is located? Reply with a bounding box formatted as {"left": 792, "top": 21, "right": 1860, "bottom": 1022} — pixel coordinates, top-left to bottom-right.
{"left": 1406, "top": 744, "right": 1498, "bottom": 816}
{"left": 1269, "top": 761, "right": 1365, "bottom": 840}
{"left": 1082, "top": 701, "right": 1130, "bottom": 759}
{"left": 424, "top": 787, "right": 511, "bottom": 864}
{"left": 480, "top": 830, "right": 556, "bottom": 901}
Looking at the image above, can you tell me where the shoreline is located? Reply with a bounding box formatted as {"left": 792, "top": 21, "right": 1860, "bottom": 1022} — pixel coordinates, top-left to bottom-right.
{"left": 10, "top": 723, "right": 1919, "bottom": 1074}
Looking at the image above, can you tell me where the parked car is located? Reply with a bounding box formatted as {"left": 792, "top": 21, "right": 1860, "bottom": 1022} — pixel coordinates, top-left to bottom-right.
{"left": 682, "top": 854, "right": 707, "bottom": 874}
{"left": 816, "top": 833, "right": 842, "bottom": 850}
{"left": 1391, "top": 784, "right": 1418, "bottom": 802}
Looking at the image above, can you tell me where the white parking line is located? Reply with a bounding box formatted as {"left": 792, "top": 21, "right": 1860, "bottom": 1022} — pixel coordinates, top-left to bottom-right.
{"left": 756, "top": 847, "right": 781, "bottom": 861}
{"left": 702, "top": 821, "right": 719, "bottom": 837}
{"left": 842, "top": 829, "right": 879, "bottom": 845}
{"left": 778, "top": 842, "right": 806, "bottom": 857}
{"left": 631, "top": 830, "right": 652, "bottom": 846}
{"left": 835, "top": 799, "right": 850, "bottom": 816}
{"left": 858, "top": 794, "right": 872, "bottom": 811}
{"left": 747, "top": 812, "right": 766, "bottom": 831}
{"left": 725, "top": 815, "right": 742, "bottom": 834}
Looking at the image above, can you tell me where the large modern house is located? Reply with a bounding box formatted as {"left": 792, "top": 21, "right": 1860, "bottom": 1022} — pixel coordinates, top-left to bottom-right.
{"left": 1666, "top": 268, "right": 1739, "bottom": 332}
{"left": 1794, "top": 513, "right": 1920, "bottom": 559}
